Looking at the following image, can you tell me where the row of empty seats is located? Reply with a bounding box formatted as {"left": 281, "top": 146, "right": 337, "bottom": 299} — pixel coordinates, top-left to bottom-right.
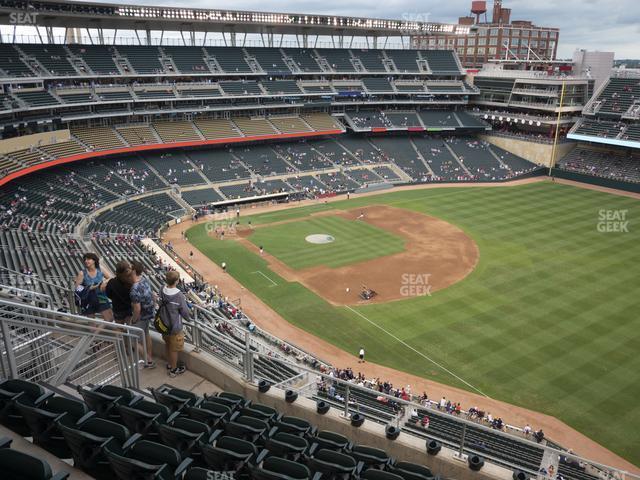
{"left": 0, "top": 378, "right": 445, "bottom": 480}
{"left": 1, "top": 44, "right": 463, "bottom": 77}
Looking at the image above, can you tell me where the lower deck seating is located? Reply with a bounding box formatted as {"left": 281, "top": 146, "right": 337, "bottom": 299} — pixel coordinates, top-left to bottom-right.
{"left": 558, "top": 146, "right": 640, "bottom": 183}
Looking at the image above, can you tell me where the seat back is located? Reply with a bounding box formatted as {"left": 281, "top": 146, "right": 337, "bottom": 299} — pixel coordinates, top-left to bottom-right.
{"left": 201, "top": 437, "right": 255, "bottom": 471}
{"left": 393, "top": 461, "right": 433, "bottom": 479}
{"left": 255, "top": 456, "right": 312, "bottom": 480}
{"left": 0, "top": 448, "right": 56, "bottom": 480}
{"left": 78, "top": 387, "right": 121, "bottom": 418}
{"left": 129, "top": 439, "right": 182, "bottom": 469}
{"left": 351, "top": 444, "right": 390, "bottom": 467}
{"left": 277, "top": 416, "right": 312, "bottom": 436}
{"left": 188, "top": 405, "right": 226, "bottom": 429}
{"left": 104, "top": 445, "right": 168, "bottom": 480}
{"left": 59, "top": 420, "right": 125, "bottom": 474}
{"left": 308, "top": 448, "right": 357, "bottom": 477}
{"left": 266, "top": 432, "right": 309, "bottom": 459}
{"left": 117, "top": 403, "right": 161, "bottom": 437}
{"left": 363, "top": 470, "right": 405, "bottom": 480}
{"left": 217, "top": 391, "right": 248, "bottom": 407}
{"left": 242, "top": 403, "right": 278, "bottom": 423}
{"left": 316, "top": 430, "right": 349, "bottom": 451}
{"left": 150, "top": 388, "right": 190, "bottom": 412}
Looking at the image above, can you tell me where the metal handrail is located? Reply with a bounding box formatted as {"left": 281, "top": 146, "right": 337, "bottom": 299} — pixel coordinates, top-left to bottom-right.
{"left": 0, "top": 265, "right": 74, "bottom": 292}
{"left": 245, "top": 349, "right": 640, "bottom": 480}
{"left": 0, "top": 283, "right": 53, "bottom": 308}
{"left": 0, "top": 298, "right": 146, "bottom": 388}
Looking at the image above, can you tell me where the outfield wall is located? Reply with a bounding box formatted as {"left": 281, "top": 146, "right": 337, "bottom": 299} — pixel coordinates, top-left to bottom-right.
{"left": 480, "top": 134, "right": 576, "bottom": 167}
{"left": 552, "top": 169, "right": 640, "bottom": 194}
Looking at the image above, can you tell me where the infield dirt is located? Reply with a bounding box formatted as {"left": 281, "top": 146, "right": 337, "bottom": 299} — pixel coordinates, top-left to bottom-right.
{"left": 235, "top": 205, "right": 479, "bottom": 305}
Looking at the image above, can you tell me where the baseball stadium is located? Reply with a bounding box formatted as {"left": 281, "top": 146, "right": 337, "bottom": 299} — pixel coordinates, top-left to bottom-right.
{"left": 0, "top": 1, "right": 638, "bottom": 480}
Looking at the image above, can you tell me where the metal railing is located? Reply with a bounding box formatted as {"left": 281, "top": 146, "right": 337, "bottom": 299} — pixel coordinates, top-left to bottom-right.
{"left": 0, "top": 283, "right": 53, "bottom": 309}
{"left": 0, "top": 298, "right": 146, "bottom": 389}
{"left": 244, "top": 349, "right": 640, "bottom": 480}
{"left": 0, "top": 265, "right": 77, "bottom": 312}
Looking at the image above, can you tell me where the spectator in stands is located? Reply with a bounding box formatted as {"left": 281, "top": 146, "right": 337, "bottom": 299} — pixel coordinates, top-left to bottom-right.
{"left": 103, "top": 260, "right": 134, "bottom": 324}
{"left": 534, "top": 429, "right": 545, "bottom": 443}
{"left": 74, "top": 253, "right": 112, "bottom": 321}
{"left": 130, "top": 260, "right": 156, "bottom": 369}
{"left": 159, "top": 270, "right": 189, "bottom": 377}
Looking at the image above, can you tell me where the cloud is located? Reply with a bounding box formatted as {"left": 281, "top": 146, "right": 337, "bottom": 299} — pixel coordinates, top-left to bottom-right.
{"left": 71, "top": 0, "right": 640, "bottom": 58}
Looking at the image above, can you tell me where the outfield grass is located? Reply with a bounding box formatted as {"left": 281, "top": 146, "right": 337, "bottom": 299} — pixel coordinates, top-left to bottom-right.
{"left": 188, "top": 182, "right": 640, "bottom": 465}
{"left": 247, "top": 215, "right": 405, "bottom": 269}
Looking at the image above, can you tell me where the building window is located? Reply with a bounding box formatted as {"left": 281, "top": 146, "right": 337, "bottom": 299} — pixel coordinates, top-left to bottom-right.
{"left": 478, "top": 38, "right": 486, "bottom": 46}
{"left": 477, "top": 47, "right": 486, "bottom": 54}
{"left": 467, "top": 37, "right": 476, "bottom": 46}
{"left": 490, "top": 28, "right": 499, "bottom": 35}
{"left": 489, "top": 37, "right": 498, "bottom": 46}
{"left": 488, "top": 47, "right": 497, "bottom": 55}
{"left": 466, "top": 47, "right": 475, "bottom": 55}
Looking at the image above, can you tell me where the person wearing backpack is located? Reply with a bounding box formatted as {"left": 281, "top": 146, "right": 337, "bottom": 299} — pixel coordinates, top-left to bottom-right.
{"left": 158, "top": 270, "right": 190, "bottom": 377}
{"left": 130, "top": 260, "right": 156, "bottom": 369}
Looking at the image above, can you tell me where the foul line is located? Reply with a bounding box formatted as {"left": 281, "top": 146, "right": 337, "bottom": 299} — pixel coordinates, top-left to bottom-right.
{"left": 252, "top": 270, "right": 278, "bottom": 287}
{"left": 345, "top": 305, "right": 490, "bottom": 398}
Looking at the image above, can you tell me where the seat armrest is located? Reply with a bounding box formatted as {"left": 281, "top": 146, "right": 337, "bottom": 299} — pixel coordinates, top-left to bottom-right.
{"left": 267, "top": 425, "right": 278, "bottom": 438}
{"left": 0, "top": 437, "right": 12, "bottom": 449}
{"left": 173, "top": 457, "right": 194, "bottom": 478}
{"left": 75, "top": 410, "right": 96, "bottom": 426}
{"left": 311, "top": 472, "right": 323, "bottom": 480}
{"left": 308, "top": 442, "right": 318, "bottom": 457}
{"left": 166, "top": 410, "right": 181, "bottom": 423}
{"left": 254, "top": 448, "right": 269, "bottom": 465}
{"left": 34, "top": 390, "right": 55, "bottom": 406}
{"left": 51, "top": 472, "right": 70, "bottom": 480}
{"left": 208, "top": 428, "right": 223, "bottom": 445}
{"left": 229, "top": 410, "right": 240, "bottom": 422}
{"left": 122, "top": 432, "right": 143, "bottom": 451}
{"left": 355, "top": 461, "right": 365, "bottom": 476}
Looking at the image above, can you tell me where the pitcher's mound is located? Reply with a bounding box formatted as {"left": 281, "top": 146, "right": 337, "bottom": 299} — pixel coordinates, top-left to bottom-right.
{"left": 306, "top": 234, "right": 335, "bottom": 244}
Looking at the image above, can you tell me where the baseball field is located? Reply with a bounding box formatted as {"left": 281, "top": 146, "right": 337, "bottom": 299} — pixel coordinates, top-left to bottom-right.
{"left": 187, "top": 181, "right": 640, "bottom": 465}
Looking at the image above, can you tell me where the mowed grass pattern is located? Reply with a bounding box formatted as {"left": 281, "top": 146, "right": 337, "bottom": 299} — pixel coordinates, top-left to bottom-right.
{"left": 247, "top": 216, "right": 405, "bottom": 270}
{"left": 188, "top": 182, "right": 640, "bottom": 465}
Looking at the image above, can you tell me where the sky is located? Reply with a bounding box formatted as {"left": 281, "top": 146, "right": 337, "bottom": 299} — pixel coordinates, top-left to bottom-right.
{"left": 76, "top": 0, "right": 639, "bottom": 59}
